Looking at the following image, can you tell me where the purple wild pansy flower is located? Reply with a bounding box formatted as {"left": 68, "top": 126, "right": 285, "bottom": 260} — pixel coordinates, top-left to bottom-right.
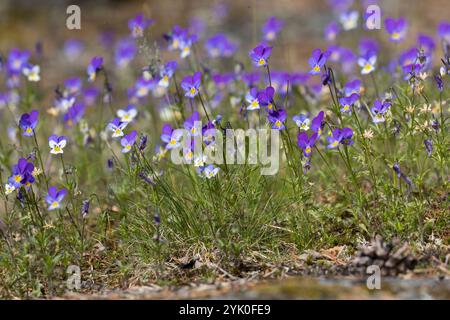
{"left": 181, "top": 72, "right": 202, "bottom": 98}
{"left": 293, "top": 114, "right": 310, "bottom": 130}
{"left": 249, "top": 43, "right": 272, "bottom": 67}
{"left": 385, "top": 17, "right": 407, "bottom": 42}
{"left": 297, "top": 132, "right": 318, "bottom": 157}
{"left": 184, "top": 111, "right": 201, "bottom": 136}
{"left": 338, "top": 93, "right": 358, "bottom": 113}
{"left": 128, "top": 13, "right": 154, "bottom": 38}
{"left": 45, "top": 186, "right": 68, "bottom": 211}
{"left": 108, "top": 118, "right": 128, "bottom": 138}
{"left": 245, "top": 87, "right": 260, "bottom": 111}
{"left": 115, "top": 38, "right": 137, "bottom": 68}
{"left": 357, "top": 54, "right": 377, "bottom": 75}
{"left": 262, "top": 17, "right": 284, "bottom": 42}
{"left": 311, "top": 111, "right": 325, "bottom": 136}
{"left": 258, "top": 86, "right": 276, "bottom": 112}
{"left": 87, "top": 56, "right": 103, "bottom": 82}
{"left": 308, "top": 49, "right": 330, "bottom": 75}
{"left": 158, "top": 61, "right": 178, "bottom": 88}
{"left": 121, "top": 130, "right": 137, "bottom": 153}
{"left": 164, "top": 25, "right": 197, "bottom": 59}
{"left": 19, "top": 110, "right": 39, "bottom": 136}
{"left": 8, "top": 158, "right": 34, "bottom": 188}
{"left": 48, "top": 135, "right": 67, "bottom": 154}
{"left": 324, "top": 21, "right": 340, "bottom": 41}
{"left": 268, "top": 109, "right": 287, "bottom": 130}
{"left": 205, "top": 33, "right": 237, "bottom": 58}
{"left": 371, "top": 99, "right": 391, "bottom": 123}
{"left": 161, "top": 124, "right": 183, "bottom": 150}
{"left": 242, "top": 71, "right": 261, "bottom": 87}
{"left": 327, "top": 127, "right": 354, "bottom": 149}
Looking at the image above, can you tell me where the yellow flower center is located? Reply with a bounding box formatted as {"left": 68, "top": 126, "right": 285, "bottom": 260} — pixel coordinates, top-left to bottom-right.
{"left": 190, "top": 87, "right": 197, "bottom": 95}
{"left": 14, "top": 175, "right": 22, "bottom": 183}
{"left": 305, "top": 146, "right": 311, "bottom": 154}
{"left": 275, "top": 120, "right": 282, "bottom": 127}
{"left": 50, "top": 201, "right": 59, "bottom": 209}
{"left": 313, "top": 65, "right": 320, "bottom": 73}
{"left": 258, "top": 58, "right": 266, "bottom": 66}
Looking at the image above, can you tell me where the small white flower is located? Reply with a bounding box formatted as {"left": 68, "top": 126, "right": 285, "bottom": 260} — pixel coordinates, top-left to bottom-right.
{"left": 23, "top": 65, "right": 40, "bottom": 82}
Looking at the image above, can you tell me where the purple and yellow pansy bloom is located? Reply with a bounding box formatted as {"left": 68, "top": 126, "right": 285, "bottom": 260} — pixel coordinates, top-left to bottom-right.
{"left": 45, "top": 186, "right": 68, "bottom": 211}
{"left": 121, "top": 130, "right": 137, "bottom": 153}
{"left": 19, "top": 110, "right": 39, "bottom": 136}
{"left": 48, "top": 135, "right": 67, "bottom": 155}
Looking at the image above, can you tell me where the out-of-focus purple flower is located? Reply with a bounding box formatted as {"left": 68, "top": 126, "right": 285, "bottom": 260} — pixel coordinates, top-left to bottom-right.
{"left": 121, "top": 130, "right": 137, "bottom": 153}
{"left": 359, "top": 38, "right": 379, "bottom": 57}
{"left": 189, "top": 17, "right": 206, "bottom": 38}
{"left": 321, "top": 67, "right": 332, "bottom": 86}
{"left": 83, "top": 87, "right": 99, "bottom": 106}
{"left": 311, "top": 111, "right": 325, "bottom": 136}
{"left": 328, "top": 0, "right": 354, "bottom": 13}
{"left": 417, "top": 34, "right": 435, "bottom": 54}
{"left": 22, "top": 64, "right": 40, "bottom": 82}
{"left": 165, "top": 25, "right": 197, "bottom": 59}
{"left": 267, "top": 109, "right": 287, "bottom": 130}
{"left": 48, "top": 135, "right": 67, "bottom": 155}
{"left": 324, "top": 21, "right": 340, "bottom": 41}
{"left": 64, "top": 103, "right": 85, "bottom": 127}
{"left": 437, "top": 21, "right": 450, "bottom": 43}
{"left": 158, "top": 61, "right": 178, "bottom": 88}
{"left": 99, "top": 31, "right": 115, "bottom": 49}
{"left": 385, "top": 17, "right": 408, "bottom": 42}
{"left": 308, "top": 49, "right": 330, "bottom": 75}
{"left": 297, "top": 132, "right": 318, "bottom": 157}
{"left": 115, "top": 38, "right": 136, "bottom": 68}
{"left": 242, "top": 71, "right": 261, "bottom": 87}
{"left": 19, "top": 110, "right": 39, "bottom": 136}
{"left": 7, "top": 49, "right": 30, "bottom": 74}
{"left": 424, "top": 139, "right": 433, "bottom": 157}
{"left": 262, "top": 16, "right": 284, "bottom": 41}
{"left": 87, "top": 56, "right": 103, "bottom": 82}
{"left": 344, "top": 79, "right": 361, "bottom": 97}
{"left": 134, "top": 77, "right": 156, "bottom": 98}
{"left": 117, "top": 105, "right": 138, "bottom": 123}
{"left": 339, "top": 10, "right": 359, "bottom": 31}
{"left": 338, "top": 93, "right": 358, "bottom": 113}
{"left": 64, "top": 77, "right": 82, "bottom": 95}
{"left": 205, "top": 33, "right": 237, "bottom": 58}
{"left": 63, "top": 39, "right": 84, "bottom": 61}
{"left": 249, "top": 43, "right": 272, "bottom": 67}
{"left": 181, "top": 72, "right": 202, "bottom": 98}
{"left": 327, "top": 127, "right": 354, "bottom": 149}
{"left": 371, "top": 99, "right": 391, "bottom": 123}
{"left": 45, "top": 186, "right": 68, "bottom": 211}
{"left": 128, "top": 13, "right": 154, "bottom": 38}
